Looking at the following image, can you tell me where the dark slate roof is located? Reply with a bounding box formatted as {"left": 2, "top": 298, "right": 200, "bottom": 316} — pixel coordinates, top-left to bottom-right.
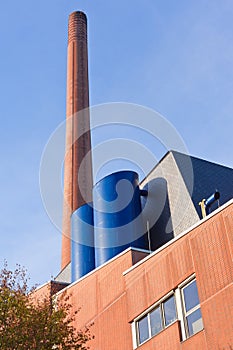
{"left": 172, "top": 150, "right": 233, "bottom": 217}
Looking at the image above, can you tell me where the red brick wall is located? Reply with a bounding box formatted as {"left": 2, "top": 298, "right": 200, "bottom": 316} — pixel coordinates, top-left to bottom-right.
{"left": 181, "top": 330, "right": 206, "bottom": 350}
{"left": 58, "top": 250, "right": 142, "bottom": 349}
{"left": 138, "top": 321, "right": 181, "bottom": 350}
{"left": 32, "top": 281, "right": 68, "bottom": 304}
{"left": 53, "top": 203, "right": 233, "bottom": 349}
{"left": 124, "top": 203, "right": 233, "bottom": 349}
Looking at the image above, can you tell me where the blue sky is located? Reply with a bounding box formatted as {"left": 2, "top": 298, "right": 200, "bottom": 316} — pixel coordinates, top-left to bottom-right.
{"left": 0, "top": 0, "right": 233, "bottom": 286}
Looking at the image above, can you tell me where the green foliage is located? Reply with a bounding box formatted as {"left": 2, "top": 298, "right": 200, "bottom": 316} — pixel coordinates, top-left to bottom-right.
{"left": 0, "top": 262, "right": 93, "bottom": 349}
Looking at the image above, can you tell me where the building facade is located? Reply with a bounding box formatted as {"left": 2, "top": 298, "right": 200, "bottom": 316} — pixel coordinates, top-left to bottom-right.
{"left": 35, "top": 198, "right": 233, "bottom": 349}
{"left": 34, "top": 11, "right": 233, "bottom": 349}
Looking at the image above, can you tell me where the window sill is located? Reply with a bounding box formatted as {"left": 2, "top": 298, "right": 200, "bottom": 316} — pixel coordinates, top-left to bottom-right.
{"left": 181, "top": 328, "right": 204, "bottom": 344}
{"left": 136, "top": 320, "right": 180, "bottom": 348}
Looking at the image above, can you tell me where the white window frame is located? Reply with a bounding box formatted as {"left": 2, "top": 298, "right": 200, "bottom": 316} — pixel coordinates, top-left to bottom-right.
{"left": 136, "top": 312, "right": 151, "bottom": 346}
{"left": 132, "top": 291, "right": 177, "bottom": 348}
{"left": 177, "top": 274, "right": 203, "bottom": 340}
{"left": 132, "top": 274, "right": 204, "bottom": 348}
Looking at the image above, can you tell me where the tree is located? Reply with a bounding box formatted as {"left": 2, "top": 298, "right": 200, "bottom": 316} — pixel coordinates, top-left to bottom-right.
{"left": 0, "top": 262, "right": 93, "bottom": 349}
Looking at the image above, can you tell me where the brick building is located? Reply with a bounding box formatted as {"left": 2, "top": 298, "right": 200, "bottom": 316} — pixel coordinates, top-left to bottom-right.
{"left": 34, "top": 11, "right": 233, "bottom": 349}
{"left": 35, "top": 198, "right": 233, "bottom": 349}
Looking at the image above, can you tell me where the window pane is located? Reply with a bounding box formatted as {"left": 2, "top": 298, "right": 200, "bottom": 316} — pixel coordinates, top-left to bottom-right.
{"left": 164, "top": 295, "right": 177, "bottom": 326}
{"left": 183, "top": 280, "right": 200, "bottom": 312}
{"left": 138, "top": 315, "right": 149, "bottom": 344}
{"left": 187, "top": 308, "right": 203, "bottom": 336}
{"left": 150, "top": 306, "right": 162, "bottom": 336}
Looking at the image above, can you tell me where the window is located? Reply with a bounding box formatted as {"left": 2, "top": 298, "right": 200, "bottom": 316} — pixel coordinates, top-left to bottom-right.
{"left": 137, "top": 315, "right": 149, "bottom": 344}
{"left": 132, "top": 276, "right": 204, "bottom": 348}
{"left": 150, "top": 305, "right": 162, "bottom": 336}
{"left": 181, "top": 279, "right": 203, "bottom": 337}
{"left": 135, "top": 294, "right": 177, "bottom": 346}
{"left": 163, "top": 295, "right": 177, "bottom": 326}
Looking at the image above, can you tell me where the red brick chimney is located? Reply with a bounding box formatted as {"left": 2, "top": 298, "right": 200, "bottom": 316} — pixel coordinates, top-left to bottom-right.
{"left": 61, "top": 11, "right": 93, "bottom": 270}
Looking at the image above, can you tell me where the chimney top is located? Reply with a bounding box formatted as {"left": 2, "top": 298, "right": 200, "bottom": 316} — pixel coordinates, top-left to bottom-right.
{"left": 69, "top": 11, "right": 87, "bottom": 20}
{"left": 68, "top": 11, "right": 87, "bottom": 44}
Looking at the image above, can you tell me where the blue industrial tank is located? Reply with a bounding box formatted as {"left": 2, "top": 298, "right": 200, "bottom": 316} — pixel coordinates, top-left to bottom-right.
{"left": 93, "top": 170, "right": 147, "bottom": 267}
{"left": 71, "top": 203, "right": 95, "bottom": 282}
